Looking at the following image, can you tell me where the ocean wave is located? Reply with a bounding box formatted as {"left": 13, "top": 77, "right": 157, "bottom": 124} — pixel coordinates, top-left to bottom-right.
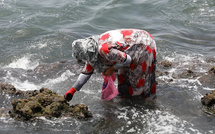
{"left": 3, "top": 54, "right": 39, "bottom": 70}
{"left": 43, "top": 70, "right": 75, "bottom": 86}
{"left": 3, "top": 70, "right": 40, "bottom": 91}
{"left": 114, "top": 105, "right": 205, "bottom": 134}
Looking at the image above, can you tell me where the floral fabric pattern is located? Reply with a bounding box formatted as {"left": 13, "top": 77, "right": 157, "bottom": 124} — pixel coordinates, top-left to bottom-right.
{"left": 81, "top": 29, "right": 157, "bottom": 97}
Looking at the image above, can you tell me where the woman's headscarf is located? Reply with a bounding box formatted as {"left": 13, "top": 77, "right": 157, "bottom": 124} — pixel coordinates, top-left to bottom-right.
{"left": 72, "top": 35, "right": 99, "bottom": 65}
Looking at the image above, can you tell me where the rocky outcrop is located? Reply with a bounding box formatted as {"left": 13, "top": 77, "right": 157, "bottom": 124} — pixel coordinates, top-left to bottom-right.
{"left": 0, "top": 83, "right": 23, "bottom": 95}
{"left": 201, "top": 66, "right": 215, "bottom": 113}
{"left": 209, "top": 67, "right": 215, "bottom": 74}
{"left": 0, "top": 83, "right": 92, "bottom": 121}
{"left": 156, "top": 60, "right": 215, "bottom": 114}
{"left": 156, "top": 60, "right": 215, "bottom": 87}
{"left": 201, "top": 90, "right": 215, "bottom": 114}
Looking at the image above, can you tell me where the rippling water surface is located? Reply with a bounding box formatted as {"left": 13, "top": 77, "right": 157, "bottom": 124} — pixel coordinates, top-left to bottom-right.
{"left": 0, "top": 0, "right": 215, "bottom": 133}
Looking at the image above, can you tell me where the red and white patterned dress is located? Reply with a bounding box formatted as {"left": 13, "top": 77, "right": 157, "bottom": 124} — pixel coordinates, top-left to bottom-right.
{"left": 81, "top": 29, "right": 157, "bottom": 98}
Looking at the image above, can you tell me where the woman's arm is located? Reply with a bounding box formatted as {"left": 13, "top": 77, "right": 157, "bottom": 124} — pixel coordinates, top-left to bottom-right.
{"left": 73, "top": 73, "right": 92, "bottom": 91}
{"left": 103, "top": 54, "right": 132, "bottom": 76}
{"left": 64, "top": 63, "right": 94, "bottom": 101}
{"left": 64, "top": 73, "right": 92, "bottom": 101}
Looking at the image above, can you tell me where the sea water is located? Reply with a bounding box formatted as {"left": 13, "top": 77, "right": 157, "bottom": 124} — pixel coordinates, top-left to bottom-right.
{"left": 0, "top": 0, "right": 215, "bottom": 133}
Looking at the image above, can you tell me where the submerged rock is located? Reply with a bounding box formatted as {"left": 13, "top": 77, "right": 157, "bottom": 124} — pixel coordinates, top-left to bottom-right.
{"left": 209, "top": 67, "right": 215, "bottom": 74}
{"left": 0, "top": 83, "right": 23, "bottom": 95}
{"left": 206, "top": 58, "right": 215, "bottom": 63}
{"left": 160, "top": 60, "right": 172, "bottom": 68}
{"left": 201, "top": 90, "right": 215, "bottom": 114}
{"left": 0, "top": 83, "right": 92, "bottom": 121}
{"left": 198, "top": 67, "right": 215, "bottom": 88}
{"left": 156, "top": 60, "right": 215, "bottom": 86}
{"left": 172, "top": 69, "right": 198, "bottom": 79}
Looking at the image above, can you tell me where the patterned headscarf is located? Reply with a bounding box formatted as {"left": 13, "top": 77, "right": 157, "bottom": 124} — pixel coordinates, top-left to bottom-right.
{"left": 72, "top": 35, "right": 99, "bottom": 65}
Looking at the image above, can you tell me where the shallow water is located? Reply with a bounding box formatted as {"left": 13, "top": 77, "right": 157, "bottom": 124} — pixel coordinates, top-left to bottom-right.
{"left": 0, "top": 0, "right": 215, "bottom": 133}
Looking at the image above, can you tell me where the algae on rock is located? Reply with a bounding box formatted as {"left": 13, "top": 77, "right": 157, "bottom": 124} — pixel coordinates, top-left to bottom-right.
{"left": 0, "top": 83, "right": 93, "bottom": 121}
{"left": 201, "top": 90, "right": 215, "bottom": 114}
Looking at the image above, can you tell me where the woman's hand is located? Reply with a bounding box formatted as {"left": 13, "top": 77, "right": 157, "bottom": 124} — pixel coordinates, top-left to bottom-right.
{"left": 103, "top": 66, "right": 115, "bottom": 76}
{"left": 64, "top": 87, "right": 76, "bottom": 102}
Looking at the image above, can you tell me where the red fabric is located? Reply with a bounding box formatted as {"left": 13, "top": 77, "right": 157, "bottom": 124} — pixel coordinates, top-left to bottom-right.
{"left": 100, "top": 33, "right": 110, "bottom": 41}
{"left": 151, "top": 84, "right": 156, "bottom": 94}
{"left": 120, "top": 46, "right": 129, "bottom": 51}
{"left": 86, "top": 64, "right": 93, "bottom": 72}
{"left": 121, "top": 30, "right": 133, "bottom": 37}
{"left": 152, "top": 47, "right": 156, "bottom": 59}
{"left": 123, "top": 53, "right": 127, "bottom": 58}
{"left": 130, "top": 63, "right": 136, "bottom": 70}
{"left": 142, "top": 61, "right": 147, "bottom": 71}
{"left": 136, "top": 79, "right": 145, "bottom": 88}
{"left": 142, "top": 95, "right": 148, "bottom": 99}
{"left": 101, "top": 73, "right": 119, "bottom": 101}
{"left": 146, "top": 45, "right": 151, "bottom": 53}
{"left": 113, "top": 61, "right": 117, "bottom": 64}
{"left": 101, "top": 43, "right": 109, "bottom": 54}
{"left": 147, "top": 32, "right": 154, "bottom": 39}
{"left": 116, "top": 41, "right": 122, "bottom": 46}
{"left": 118, "top": 74, "right": 124, "bottom": 84}
{"left": 128, "top": 86, "right": 133, "bottom": 95}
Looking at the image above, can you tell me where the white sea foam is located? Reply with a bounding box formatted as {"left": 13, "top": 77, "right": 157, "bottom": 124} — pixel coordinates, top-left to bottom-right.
{"left": 3, "top": 61, "right": 75, "bottom": 91}
{"left": 6, "top": 55, "right": 39, "bottom": 70}
{"left": 14, "top": 80, "right": 39, "bottom": 91}
{"left": 160, "top": 52, "right": 215, "bottom": 89}
{"left": 81, "top": 89, "right": 98, "bottom": 95}
{"left": 43, "top": 70, "right": 75, "bottom": 86}
{"left": 30, "top": 42, "right": 48, "bottom": 49}
{"left": 3, "top": 71, "right": 39, "bottom": 91}
{"left": 2, "top": 69, "right": 75, "bottom": 91}
{"left": 116, "top": 107, "right": 202, "bottom": 134}
{"left": 5, "top": 76, "right": 40, "bottom": 91}
{"left": 2, "top": 54, "right": 40, "bottom": 90}
{"left": 203, "top": 87, "right": 215, "bottom": 91}
{"left": 154, "top": 52, "right": 215, "bottom": 133}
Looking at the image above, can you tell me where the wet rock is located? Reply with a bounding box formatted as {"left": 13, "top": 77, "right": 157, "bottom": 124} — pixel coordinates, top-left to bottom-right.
{"left": 172, "top": 70, "right": 198, "bottom": 79}
{"left": 160, "top": 60, "right": 172, "bottom": 68}
{"left": 155, "top": 70, "right": 173, "bottom": 84}
{"left": 0, "top": 84, "right": 92, "bottom": 121}
{"left": 201, "top": 90, "right": 215, "bottom": 114}
{"left": 156, "top": 60, "right": 215, "bottom": 86}
{"left": 0, "top": 107, "right": 9, "bottom": 117}
{"left": 9, "top": 88, "right": 92, "bottom": 121}
{"left": 0, "top": 83, "right": 24, "bottom": 95}
{"left": 63, "top": 104, "right": 92, "bottom": 119}
{"left": 206, "top": 58, "right": 215, "bottom": 63}
{"left": 156, "top": 71, "right": 169, "bottom": 77}
{"left": 167, "top": 79, "right": 173, "bottom": 82}
{"left": 198, "top": 68, "right": 215, "bottom": 88}
{"left": 209, "top": 67, "right": 215, "bottom": 74}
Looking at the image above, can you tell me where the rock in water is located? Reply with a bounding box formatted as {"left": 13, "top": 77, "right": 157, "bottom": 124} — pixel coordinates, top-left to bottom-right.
{"left": 160, "top": 60, "right": 172, "bottom": 68}
{"left": 201, "top": 90, "right": 215, "bottom": 114}
{"left": 4, "top": 86, "right": 92, "bottom": 121}
{"left": 209, "top": 67, "right": 215, "bottom": 74}
{"left": 0, "top": 83, "right": 22, "bottom": 95}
